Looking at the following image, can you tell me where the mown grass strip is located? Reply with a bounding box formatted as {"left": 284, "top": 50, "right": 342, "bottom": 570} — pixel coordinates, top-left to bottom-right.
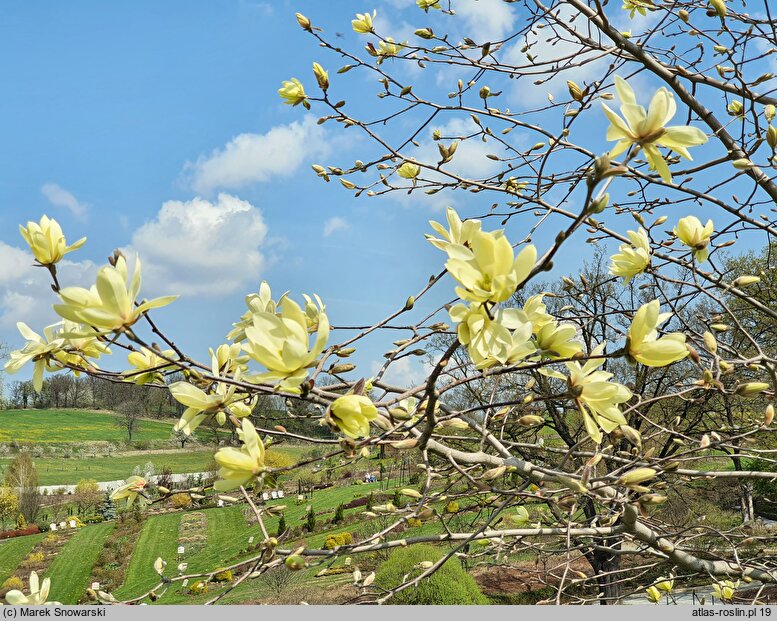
{"left": 114, "top": 512, "right": 182, "bottom": 600}
{"left": 46, "top": 523, "right": 115, "bottom": 604}
{"left": 0, "top": 533, "right": 46, "bottom": 585}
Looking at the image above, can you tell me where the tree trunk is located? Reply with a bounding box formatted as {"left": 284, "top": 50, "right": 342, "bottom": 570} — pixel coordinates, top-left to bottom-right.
{"left": 590, "top": 546, "right": 623, "bottom": 603}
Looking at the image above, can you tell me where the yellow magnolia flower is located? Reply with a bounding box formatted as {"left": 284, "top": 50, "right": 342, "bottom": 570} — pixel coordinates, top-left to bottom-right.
{"left": 397, "top": 161, "right": 421, "bottom": 179}
{"left": 602, "top": 76, "right": 708, "bottom": 182}
{"left": 19, "top": 215, "right": 86, "bottom": 266}
{"left": 628, "top": 300, "right": 688, "bottom": 367}
{"left": 445, "top": 231, "right": 537, "bottom": 304}
{"left": 169, "top": 378, "right": 253, "bottom": 435}
{"left": 278, "top": 78, "right": 307, "bottom": 106}
{"left": 645, "top": 585, "right": 661, "bottom": 604}
{"left": 325, "top": 394, "right": 378, "bottom": 438}
{"left": 352, "top": 11, "right": 376, "bottom": 34}
{"left": 110, "top": 475, "right": 149, "bottom": 508}
{"left": 622, "top": 0, "right": 654, "bottom": 18}
{"left": 450, "top": 303, "right": 534, "bottom": 370}
{"left": 209, "top": 342, "right": 248, "bottom": 376}
{"left": 242, "top": 291, "right": 329, "bottom": 393}
{"left": 124, "top": 346, "right": 176, "bottom": 385}
{"left": 417, "top": 0, "right": 441, "bottom": 10}
{"left": 213, "top": 418, "right": 266, "bottom": 492}
{"left": 522, "top": 294, "right": 555, "bottom": 333}
{"left": 609, "top": 228, "right": 651, "bottom": 282}
{"left": 53, "top": 256, "right": 177, "bottom": 332}
{"left": 426, "top": 207, "right": 483, "bottom": 252}
{"left": 4, "top": 322, "right": 67, "bottom": 391}
{"left": 5, "top": 571, "right": 60, "bottom": 606}
{"left": 227, "top": 281, "right": 277, "bottom": 342}
{"left": 55, "top": 320, "right": 111, "bottom": 370}
{"left": 656, "top": 576, "right": 674, "bottom": 592}
{"left": 673, "top": 215, "right": 714, "bottom": 262}
{"left": 376, "top": 38, "right": 403, "bottom": 58}
{"left": 543, "top": 343, "right": 630, "bottom": 444}
{"left": 535, "top": 320, "right": 583, "bottom": 360}
{"left": 389, "top": 396, "right": 419, "bottom": 420}
{"left": 712, "top": 579, "right": 739, "bottom": 602}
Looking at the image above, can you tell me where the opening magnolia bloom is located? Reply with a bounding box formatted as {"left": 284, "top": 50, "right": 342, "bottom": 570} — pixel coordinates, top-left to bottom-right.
{"left": 241, "top": 289, "right": 329, "bottom": 394}
{"left": 609, "top": 227, "right": 651, "bottom": 282}
{"left": 19, "top": 215, "right": 86, "bottom": 266}
{"left": 450, "top": 303, "right": 535, "bottom": 370}
{"left": 213, "top": 418, "right": 266, "bottom": 492}
{"left": 326, "top": 393, "right": 378, "bottom": 438}
{"left": 54, "top": 256, "right": 177, "bottom": 333}
{"left": 426, "top": 207, "right": 483, "bottom": 252}
{"left": 278, "top": 78, "right": 307, "bottom": 106}
{"left": 352, "top": 10, "right": 375, "bottom": 34}
{"left": 543, "top": 343, "right": 630, "bottom": 444}
{"left": 628, "top": 300, "right": 688, "bottom": 367}
{"left": 673, "top": 215, "right": 714, "bottom": 262}
{"left": 602, "top": 76, "right": 708, "bottom": 182}
{"left": 169, "top": 377, "right": 253, "bottom": 435}
{"left": 110, "top": 475, "right": 149, "bottom": 508}
{"left": 124, "top": 346, "right": 176, "bottom": 385}
{"left": 5, "top": 571, "right": 60, "bottom": 606}
{"left": 622, "top": 0, "right": 654, "bottom": 18}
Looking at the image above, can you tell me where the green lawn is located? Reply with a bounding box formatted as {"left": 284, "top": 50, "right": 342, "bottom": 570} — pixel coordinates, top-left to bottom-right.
{"left": 0, "top": 409, "right": 174, "bottom": 444}
{"left": 0, "top": 533, "right": 46, "bottom": 585}
{"left": 46, "top": 523, "right": 115, "bottom": 604}
{"left": 2, "top": 450, "right": 218, "bottom": 486}
{"left": 114, "top": 512, "right": 182, "bottom": 600}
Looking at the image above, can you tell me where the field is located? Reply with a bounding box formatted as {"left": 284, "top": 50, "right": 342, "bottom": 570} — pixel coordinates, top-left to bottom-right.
{"left": 0, "top": 451, "right": 218, "bottom": 486}
{"left": 0, "top": 409, "right": 175, "bottom": 444}
{"left": 0, "top": 479, "right": 419, "bottom": 605}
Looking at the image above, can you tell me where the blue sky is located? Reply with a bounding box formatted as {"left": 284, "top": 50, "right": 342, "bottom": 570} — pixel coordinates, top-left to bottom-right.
{"left": 0, "top": 0, "right": 759, "bottom": 390}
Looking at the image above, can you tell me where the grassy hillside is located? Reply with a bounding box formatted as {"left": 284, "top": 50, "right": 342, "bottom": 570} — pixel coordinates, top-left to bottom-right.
{"left": 1, "top": 450, "right": 218, "bottom": 486}
{"left": 0, "top": 409, "right": 174, "bottom": 444}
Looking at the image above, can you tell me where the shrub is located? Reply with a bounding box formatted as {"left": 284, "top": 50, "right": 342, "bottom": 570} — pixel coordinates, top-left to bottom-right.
{"left": 333, "top": 503, "right": 344, "bottom": 524}
{"left": 276, "top": 514, "right": 286, "bottom": 537}
{"left": 212, "top": 569, "right": 233, "bottom": 583}
{"left": 304, "top": 506, "right": 316, "bottom": 532}
{"left": 15, "top": 514, "right": 26, "bottom": 530}
{"left": 170, "top": 493, "right": 192, "bottom": 510}
{"left": 188, "top": 580, "right": 208, "bottom": 594}
{"left": 65, "top": 515, "right": 85, "bottom": 528}
{"left": 2, "top": 577, "right": 24, "bottom": 591}
{"left": 324, "top": 532, "right": 354, "bottom": 549}
{"left": 375, "top": 545, "right": 488, "bottom": 605}
{"left": 407, "top": 517, "right": 422, "bottom": 528}
{"left": 445, "top": 501, "right": 459, "bottom": 514}
{"left": 0, "top": 525, "right": 40, "bottom": 540}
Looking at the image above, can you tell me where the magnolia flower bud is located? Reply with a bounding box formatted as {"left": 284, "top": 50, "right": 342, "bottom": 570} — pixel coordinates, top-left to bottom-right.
{"left": 401, "top": 488, "right": 422, "bottom": 499}
{"left": 479, "top": 86, "right": 491, "bottom": 99}
{"left": 733, "top": 158, "right": 755, "bottom": 169}
{"left": 482, "top": 466, "right": 507, "bottom": 480}
{"left": 567, "top": 80, "right": 584, "bottom": 102}
{"left": 296, "top": 13, "right": 312, "bottom": 31}
{"left": 678, "top": 9, "right": 689, "bottom": 21}
{"left": 733, "top": 275, "right": 761, "bottom": 287}
{"left": 285, "top": 555, "right": 306, "bottom": 571}
{"left": 517, "top": 415, "right": 544, "bottom": 427}
{"left": 703, "top": 331, "right": 717, "bottom": 355}
{"left": 312, "top": 62, "right": 329, "bottom": 91}
{"left": 391, "top": 438, "right": 418, "bottom": 450}
{"left": 768, "top": 126, "right": 777, "bottom": 149}
{"left": 736, "top": 382, "right": 770, "bottom": 396}
{"left": 765, "top": 404, "right": 775, "bottom": 426}
{"left": 708, "top": 0, "right": 727, "bottom": 17}
{"left": 414, "top": 28, "right": 434, "bottom": 39}
{"left": 618, "top": 467, "right": 657, "bottom": 486}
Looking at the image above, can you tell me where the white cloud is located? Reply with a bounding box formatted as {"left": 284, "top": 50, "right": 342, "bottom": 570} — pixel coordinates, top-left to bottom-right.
{"left": 454, "top": 0, "right": 516, "bottom": 41}
{"left": 371, "top": 356, "right": 431, "bottom": 389}
{"left": 323, "top": 217, "right": 349, "bottom": 237}
{"left": 183, "top": 116, "right": 331, "bottom": 194}
{"left": 0, "top": 247, "right": 97, "bottom": 330}
{"left": 127, "top": 193, "right": 268, "bottom": 297}
{"left": 41, "top": 183, "right": 88, "bottom": 218}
